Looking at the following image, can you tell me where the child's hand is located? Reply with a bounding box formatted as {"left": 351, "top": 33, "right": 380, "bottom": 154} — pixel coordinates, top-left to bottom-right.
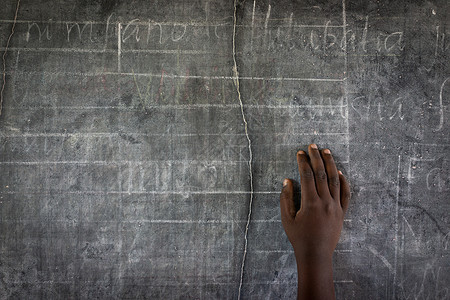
{"left": 280, "top": 144, "right": 350, "bottom": 299}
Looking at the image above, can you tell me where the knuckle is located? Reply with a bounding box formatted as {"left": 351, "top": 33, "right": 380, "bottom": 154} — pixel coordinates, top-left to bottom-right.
{"left": 325, "top": 203, "right": 333, "bottom": 214}
{"left": 315, "top": 169, "right": 327, "bottom": 181}
{"left": 329, "top": 176, "right": 340, "bottom": 187}
{"left": 324, "top": 202, "right": 341, "bottom": 216}
{"left": 301, "top": 169, "right": 314, "bottom": 180}
{"left": 302, "top": 199, "right": 319, "bottom": 210}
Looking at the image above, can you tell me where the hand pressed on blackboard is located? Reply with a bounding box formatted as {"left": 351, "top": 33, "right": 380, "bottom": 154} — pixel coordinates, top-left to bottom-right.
{"left": 280, "top": 144, "right": 350, "bottom": 300}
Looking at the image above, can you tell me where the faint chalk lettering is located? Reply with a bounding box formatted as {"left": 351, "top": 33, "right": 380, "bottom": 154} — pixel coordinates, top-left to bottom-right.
{"left": 147, "top": 20, "right": 163, "bottom": 44}
{"left": 388, "top": 97, "right": 405, "bottom": 120}
{"left": 66, "top": 22, "right": 94, "bottom": 42}
{"left": 255, "top": 15, "right": 406, "bottom": 54}
{"left": 351, "top": 96, "right": 371, "bottom": 120}
{"left": 24, "top": 136, "right": 38, "bottom": 152}
{"left": 399, "top": 265, "right": 448, "bottom": 300}
{"left": 385, "top": 32, "right": 404, "bottom": 52}
{"left": 103, "top": 13, "right": 115, "bottom": 51}
{"left": 157, "top": 69, "right": 166, "bottom": 103}
{"left": 360, "top": 16, "right": 369, "bottom": 52}
{"left": 352, "top": 95, "right": 405, "bottom": 121}
{"left": 323, "top": 21, "right": 337, "bottom": 49}
{"left": 171, "top": 24, "right": 187, "bottom": 42}
{"left": 214, "top": 23, "right": 228, "bottom": 40}
{"left": 132, "top": 69, "right": 153, "bottom": 110}
{"left": 122, "top": 19, "right": 141, "bottom": 43}
{"left": 310, "top": 31, "right": 320, "bottom": 50}
{"left": 342, "top": 29, "right": 356, "bottom": 52}
{"left": 434, "top": 77, "right": 449, "bottom": 131}
{"left": 426, "top": 167, "right": 449, "bottom": 192}
{"left": 367, "top": 245, "right": 394, "bottom": 273}
{"left": 26, "top": 22, "right": 52, "bottom": 42}
{"left": 263, "top": 4, "right": 271, "bottom": 45}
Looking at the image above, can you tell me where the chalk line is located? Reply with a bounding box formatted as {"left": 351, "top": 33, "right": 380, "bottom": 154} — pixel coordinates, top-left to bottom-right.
{"left": 117, "top": 22, "right": 121, "bottom": 73}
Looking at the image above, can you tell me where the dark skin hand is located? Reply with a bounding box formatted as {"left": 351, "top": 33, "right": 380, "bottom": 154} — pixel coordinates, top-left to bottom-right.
{"left": 280, "top": 144, "right": 350, "bottom": 300}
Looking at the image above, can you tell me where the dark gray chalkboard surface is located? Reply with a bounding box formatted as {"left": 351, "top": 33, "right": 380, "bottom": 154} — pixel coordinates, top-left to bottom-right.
{"left": 0, "top": 0, "right": 448, "bottom": 299}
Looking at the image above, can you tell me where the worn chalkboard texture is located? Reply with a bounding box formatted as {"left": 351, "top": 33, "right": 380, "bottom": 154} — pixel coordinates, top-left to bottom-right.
{"left": 0, "top": 0, "right": 448, "bottom": 299}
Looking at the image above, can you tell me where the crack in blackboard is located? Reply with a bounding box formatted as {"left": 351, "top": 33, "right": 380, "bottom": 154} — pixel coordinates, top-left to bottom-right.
{"left": 232, "top": 1, "right": 254, "bottom": 299}
{"left": 0, "top": 0, "right": 20, "bottom": 116}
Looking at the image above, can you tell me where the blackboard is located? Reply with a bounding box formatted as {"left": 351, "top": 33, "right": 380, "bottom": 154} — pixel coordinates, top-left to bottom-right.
{"left": 0, "top": 0, "right": 449, "bottom": 299}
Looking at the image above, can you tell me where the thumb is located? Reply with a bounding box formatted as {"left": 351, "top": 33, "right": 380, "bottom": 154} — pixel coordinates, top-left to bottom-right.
{"left": 280, "top": 178, "right": 296, "bottom": 222}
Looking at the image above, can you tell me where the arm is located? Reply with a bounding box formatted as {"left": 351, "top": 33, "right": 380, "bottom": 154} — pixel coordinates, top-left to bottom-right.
{"left": 280, "top": 144, "right": 351, "bottom": 300}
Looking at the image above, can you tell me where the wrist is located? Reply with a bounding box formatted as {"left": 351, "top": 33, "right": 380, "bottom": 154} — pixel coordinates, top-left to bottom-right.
{"left": 294, "top": 249, "right": 333, "bottom": 267}
{"left": 296, "top": 255, "right": 333, "bottom": 275}
{"left": 296, "top": 254, "right": 335, "bottom": 300}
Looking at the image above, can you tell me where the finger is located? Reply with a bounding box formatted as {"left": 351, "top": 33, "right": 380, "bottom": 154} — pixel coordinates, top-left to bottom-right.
{"left": 297, "top": 150, "right": 318, "bottom": 201}
{"left": 321, "top": 149, "right": 340, "bottom": 200}
{"left": 339, "top": 171, "right": 350, "bottom": 213}
{"left": 280, "top": 178, "right": 296, "bottom": 222}
{"left": 308, "top": 144, "right": 330, "bottom": 198}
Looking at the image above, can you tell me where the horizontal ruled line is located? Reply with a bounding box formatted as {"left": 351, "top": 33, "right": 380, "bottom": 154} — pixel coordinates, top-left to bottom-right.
{"left": 0, "top": 190, "right": 280, "bottom": 195}
{"left": 412, "top": 143, "right": 450, "bottom": 146}
{"left": 5, "top": 70, "right": 345, "bottom": 82}
{"left": 0, "top": 280, "right": 354, "bottom": 285}
{"left": 0, "top": 47, "right": 346, "bottom": 59}
{"left": 0, "top": 191, "right": 350, "bottom": 200}
{"left": 0, "top": 218, "right": 352, "bottom": 223}
{"left": 4, "top": 104, "right": 347, "bottom": 109}
{"left": 0, "top": 18, "right": 344, "bottom": 28}
{"left": 0, "top": 160, "right": 350, "bottom": 165}
{"left": 110, "top": 72, "right": 345, "bottom": 82}
{"left": 6, "top": 68, "right": 347, "bottom": 82}
{"left": 0, "top": 47, "right": 215, "bottom": 55}
{"left": 0, "top": 19, "right": 232, "bottom": 26}
{"left": 1, "top": 132, "right": 350, "bottom": 137}
{"left": 251, "top": 249, "right": 353, "bottom": 253}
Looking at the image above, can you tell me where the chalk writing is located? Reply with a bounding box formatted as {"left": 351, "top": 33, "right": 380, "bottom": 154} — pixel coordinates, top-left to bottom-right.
{"left": 435, "top": 77, "right": 449, "bottom": 131}
{"left": 351, "top": 95, "right": 405, "bottom": 121}
{"left": 171, "top": 24, "right": 187, "bottom": 42}
{"left": 122, "top": 19, "right": 141, "bottom": 43}
{"left": 1, "top": 1, "right": 447, "bottom": 299}
{"left": 423, "top": 25, "right": 449, "bottom": 71}
{"left": 66, "top": 22, "right": 94, "bottom": 42}
{"left": 426, "top": 166, "right": 449, "bottom": 192}
{"left": 26, "top": 22, "right": 52, "bottom": 42}
{"left": 251, "top": 15, "right": 404, "bottom": 54}
{"left": 18, "top": 15, "right": 407, "bottom": 56}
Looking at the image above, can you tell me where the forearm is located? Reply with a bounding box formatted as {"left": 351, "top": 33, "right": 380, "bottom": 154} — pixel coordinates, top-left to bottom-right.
{"left": 296, "top": 255, "right": 335, "bottom": 300}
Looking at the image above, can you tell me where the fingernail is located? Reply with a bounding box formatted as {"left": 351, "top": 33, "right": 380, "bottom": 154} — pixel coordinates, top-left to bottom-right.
{"left": 283, "top": 179, "right": 289, "bottom": 187}
{"left": 324, "top": 149, "right": 331, "bottom": 154}
{"left": 297, "top": 150, "right": 305, "bottom": 155}
{"left": 310, "top": 143, "right": 318, "bottom": 149}
{"left": 338, "top": 170, "right": 343, "bottom": 175}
